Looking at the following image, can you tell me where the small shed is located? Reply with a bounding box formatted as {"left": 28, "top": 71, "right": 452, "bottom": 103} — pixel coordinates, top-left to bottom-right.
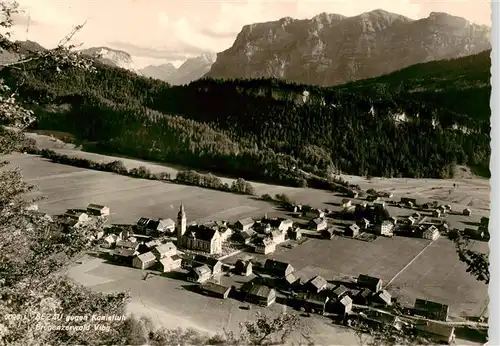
{"left": 254, "top": 237, "right": 276, "bottom": 255}
{"left": 462, "top": 208, "right": 471, "bottom": 216}
{"left": 235, "top": 259, "right": 253, "bottom": 276}
{"left": 306, "top": 275, "right": 328, "bottom": 293}
{"left": 415, "top": 321, "right": 455, "bottom": 344}
{"left": 357, "top": 274, "right": 383, "bottom": 292}
{"left": 373, "top": 290, "right": 392, "bottom": 306}
{"left": 264, "top": 259, "right": 294, "bottom": 278}
{"left": 87, "top": 204, "right": 110, "bottom": 217}
{"left": 234, "top": 218, "right": 255, "bottom": 232}
{"left": 345, "top": 224, "right": 360, "bottom": 238}
{"left": 200, "top": 282, "right": 231, "bottom": 299}
{"left": 309, "top": 217, "right": 328, "bottom": 232}
{"left": 132, "top": 252, "right": 156, "bottom": 270}
{"left": 241, "top": 283, "right": 276, "bottom": 306}
{"left": 322, "top": 228, "right": 335, "bottom": 239}
{"left": 413, "top": 298, "right": 449, "bottom": 321}
{"left": 159, "top": 254, "right": 182, "bottom": 273}
{"left": 331, "top": 285, "right": 349, "bottom": 301}
{"left": 152, "top": 242, "right": 177, "bottom": 259}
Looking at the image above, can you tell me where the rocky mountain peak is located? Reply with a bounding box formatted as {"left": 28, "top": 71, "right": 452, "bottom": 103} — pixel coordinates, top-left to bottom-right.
{"left": 205, "top": 10, "right": 491, "bottom": 86}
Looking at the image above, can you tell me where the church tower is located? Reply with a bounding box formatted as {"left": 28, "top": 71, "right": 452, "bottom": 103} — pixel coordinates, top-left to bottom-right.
{"left": 177, "top": 203, "right": 187, "bottom": 240}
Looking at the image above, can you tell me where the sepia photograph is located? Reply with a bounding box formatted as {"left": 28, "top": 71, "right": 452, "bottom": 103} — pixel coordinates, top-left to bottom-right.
{"left": 0, "top": 0, "right": 495, "bottom": 345}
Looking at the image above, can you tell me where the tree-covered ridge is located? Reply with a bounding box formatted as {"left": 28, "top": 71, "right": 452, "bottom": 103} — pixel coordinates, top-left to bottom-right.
{"left": 0, "top": 50, "right": 491, "bottom": 186}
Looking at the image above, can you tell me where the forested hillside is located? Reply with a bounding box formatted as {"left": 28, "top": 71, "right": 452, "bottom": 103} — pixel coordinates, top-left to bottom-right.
{"left": 0, "top": 50, "right": 491, "bottom": 188}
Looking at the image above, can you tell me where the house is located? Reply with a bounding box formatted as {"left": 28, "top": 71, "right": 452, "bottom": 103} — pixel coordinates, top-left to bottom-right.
{"left": 255, "top": 222, "right": 271, "bottom": 234}
{"left": 375, "top": 221, "right": 394, "bottom": 237}
{"left": 235, "top": 259, "right": 253, "bottom": 276}
{"left": 101, "top": 234, "right": 119, "bottom": 248}
{"left": 415, "top": 321, "right": 455, "bottom": 345}
{"left": 151, "top": 242, "right": 177, "bottom": 259}
{"left": 341, "top": 199, "right": 352, "bottom": 209}
{"left": 322, "top": 228, "right": 335, "bottom": 239}
{"left": 289, "top": 228, "right": 303, "bottom": 240}
{"left": 367, "top": 195, "right": 380, "bottom": 202}
{"left": 298, "top": 294, "right": 330, "bottom": 315}
{"left": 306, "top": 275, "right": 328, "bottom": 293}
{"left": 464, "top": 228, "right": 487, "bottom": 241}
{"left": 373, "top": 290, "right": 392, "bottom": 306}
{"left": 354, "top": 289, "right": 372, "bottom": 306}
{"left": 328, "top": 295, "right": 352, "bottom": 315}
{"left": 115, "top": 240, "right": 140, "bottom": 251}
{"left": 413, "top": 299, "right": 449, "bottom": 321}
{"left": 234, "top": 218, "right": 255, "bottom": 232}
{"left": 480, "top": 216, "right": 489, "bottom": 226}
{"left": 331, "top": 285, "right": 349, "bottom": 301}
{"left": 284, "top": 273, "right": 299, "bottom": 286}
{"left": 270, "top": 219, "right": 294, "bottom": 232}
{"left": 254, "top": 237, "right": 276, "bottom": 254}
{"left": 112, "top": 248, "right": 138, "bottom": 264}
{"left": 132, "top": 252, "right": 156, "bottom": 270}
{"left": 422, "top": 226, "right": 440, "bottom": 241}
{"left": 263, "top": 259, "right": 294, "bottom": 278}
{"left": 373, "top": 200, "right": 386, "bottom": 209}
{"left": 145, "top": 239, "right": 162, "bottom": 249}
{"left": 358, "top": 218, "right": 370, "bottom": 230}
{"left": 188, "top": 264, "right": 212, "bottom": 283}
{"left": 303, "top": 208, "right": 325, "bottom": 219}
{"left": 462, "top": 208, "right": 471, "bottom": 216}
{"left": 347, "top": 190, "right": 359, "bottom": 198}
{"left": 433, "top": 209, "right": 442, "bottom": 217}
{"left": 159, "top": 254, "right": 183, "bottom": 273}
{"left": 219, "top": 227, "right": 233, "bottom": 242}
{"left": 200, "top": 282, "right": 232, "bottom": 299}
{"left": 345, "top": 224, "right": 360, "bottom": 238}
{"left": 401, "top": 197, "right": 417, "bottom": 206}
{"left": 63, "top": 209, "right": 89, "bottom": 224}
{"left": 406, "top": 216, "right": 417, "bottom": 226}
{"left": 241, "top": 283, "right": 276, "bottom": 306}
{"left": 236, "top": 229, "right": 257, "bottom": 244}
{"left": 357, "top": 274, "right": 383, "bottom": 292}
{"left": 309, "top": 218, "right": 328, "bottom": 232}
{"left": 179, "top": 225, "right": 222, "bottom": 255}
{"left": 270, "top": 230, "right": 286, "bottom": 244}
{"left": 160, "top": 218, "right": 176, "bottom": 233}
{"left": 438, "top": 205, "right": 447, "bottom": 214}
{"left": 192, "top": 255, "right": 223, "bottom": 276}
{"left": 86, "top": 204, "right": 110, "bottom": 217}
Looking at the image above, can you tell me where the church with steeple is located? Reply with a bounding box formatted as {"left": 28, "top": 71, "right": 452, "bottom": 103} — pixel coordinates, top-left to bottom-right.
{"left": 176, "top": 203, "right": 222, "bottom": 255}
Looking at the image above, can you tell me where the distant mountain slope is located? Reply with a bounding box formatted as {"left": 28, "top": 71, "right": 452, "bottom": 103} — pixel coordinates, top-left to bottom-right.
{"left": 139, "top": 52, "right": 217, "bottom": 85}
{"left": 80, "top": 46, "right": 139, "bottom": 72}
{"left": 0, "top": 48, "right": 491, "bottom": 186}
{"left": 205, "top": 10, "right": 491, "bottom": 86}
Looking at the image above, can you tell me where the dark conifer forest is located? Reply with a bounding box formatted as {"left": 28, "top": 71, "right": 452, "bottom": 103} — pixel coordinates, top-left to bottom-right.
{"left": 0, "top": 49, "right": 491, "bottom": 187}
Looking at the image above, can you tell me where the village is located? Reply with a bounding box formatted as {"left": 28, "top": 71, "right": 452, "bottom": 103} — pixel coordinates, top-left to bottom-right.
{"left": 34, "top": 187, "right": 490, "bottom": 346}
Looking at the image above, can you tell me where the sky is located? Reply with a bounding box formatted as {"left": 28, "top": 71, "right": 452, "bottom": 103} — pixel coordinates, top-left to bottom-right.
{"left": 5, "top": 0, "right": 493, "bottom": 69}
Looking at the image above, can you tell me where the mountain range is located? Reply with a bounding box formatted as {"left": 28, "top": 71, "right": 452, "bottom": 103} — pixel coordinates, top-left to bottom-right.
{"left": 205, "top": 9, "right": 490, "bottom": 86}
{"left": 0, "top": 9, "right": 491, "bottom": 88}
{"left": 139, "top": 52, "right": 217, "bottom": 85}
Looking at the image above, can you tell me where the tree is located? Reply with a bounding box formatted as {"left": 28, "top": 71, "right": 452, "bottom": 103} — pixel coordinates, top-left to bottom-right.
{"left": 452, "top": 231, "right": 489, "bottom": 284}
{"left": 0, "top": 3, "right": 140, "bottom": 344}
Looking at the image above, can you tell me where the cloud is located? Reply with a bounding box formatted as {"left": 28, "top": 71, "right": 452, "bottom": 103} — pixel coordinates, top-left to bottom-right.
{"left": 109, "top": 41, "right": 208, "bottom": 61}
{"left": 198, "top": 28, "right": 240, "bottom": 39}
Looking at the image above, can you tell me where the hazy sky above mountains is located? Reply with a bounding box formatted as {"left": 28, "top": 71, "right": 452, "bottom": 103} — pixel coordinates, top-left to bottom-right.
{"left": 8, "top": 0, "right": 492, "bottom": 68}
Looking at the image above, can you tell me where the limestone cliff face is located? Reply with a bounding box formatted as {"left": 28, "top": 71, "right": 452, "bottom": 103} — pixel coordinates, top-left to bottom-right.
{"left": 205, "top": 10, "right": 491, "bottom": 86}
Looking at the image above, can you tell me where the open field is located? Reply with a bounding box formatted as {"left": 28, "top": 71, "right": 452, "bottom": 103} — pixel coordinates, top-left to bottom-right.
{"left": 25, "top": 132, "right": 491, "bottom": 214}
